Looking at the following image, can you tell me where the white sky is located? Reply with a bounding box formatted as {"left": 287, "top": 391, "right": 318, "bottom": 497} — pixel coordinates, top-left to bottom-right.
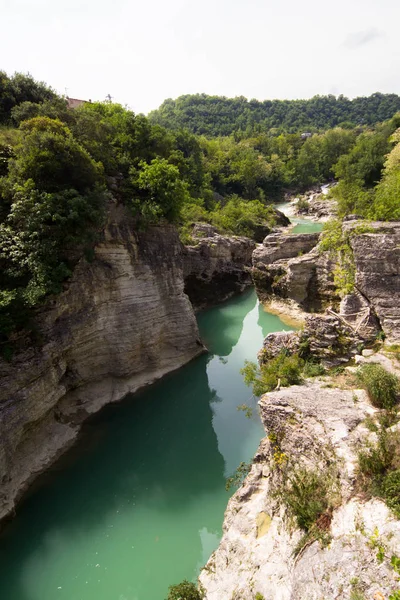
{"left": 1, "top": 0, "right": 399, "bottom": 114}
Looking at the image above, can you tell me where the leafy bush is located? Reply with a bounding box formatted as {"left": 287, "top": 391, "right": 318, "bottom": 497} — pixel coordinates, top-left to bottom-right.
{"left": 0, "top": 117, "right": 107, "bottom": 352}
{"left": 319, "top": 219, "right": 355, "bottom": 296}
{"left": 279, "top": 467, "right": 338, "bottom": 532}
{"left": 382, "top": 470, "right": 400, "bottom": 518}
{"left": 358, "top": 428, "right": 395, "bottom": 486}
{"left": 209, "top": 197, "right": 276, "bottom": 240}
{"left": 303, "top": 360, "right": 325, "bottom": 377}
{"left": 297, "top": 198, "right": 309, "bottom": 213}
{"left": 357, "top": 363, "right": 399, "bottom": 409}
{"left": 166, "top": 580, "right": 201, "bottom": 600}
{"left": 241, "top": 352, "right": 304, "bottom": 396}
{"left": 357, "top": 424, "right": 400, "bottom": 517}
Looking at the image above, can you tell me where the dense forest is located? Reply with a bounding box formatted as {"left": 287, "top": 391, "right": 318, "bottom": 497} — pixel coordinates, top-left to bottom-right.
{"left": 1, "top": 71, "right": 400, "bottom": 354}
{"left": 149, "top": 93, "right": 400, "bottom": 136}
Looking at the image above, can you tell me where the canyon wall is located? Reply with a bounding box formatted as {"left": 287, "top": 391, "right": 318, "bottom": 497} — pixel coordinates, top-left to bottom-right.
{"left": 0, "top": 204, "right": 204, "bottom": 523}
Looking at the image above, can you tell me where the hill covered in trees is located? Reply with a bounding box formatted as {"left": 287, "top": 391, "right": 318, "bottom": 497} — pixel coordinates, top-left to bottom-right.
{"left": 149, "top": 93, "right": 400, "bottom": 136}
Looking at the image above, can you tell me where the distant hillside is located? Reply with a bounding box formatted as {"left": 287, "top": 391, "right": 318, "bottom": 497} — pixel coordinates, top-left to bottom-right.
{"left": 148, "top": 93, "right": 400, "bottom": 136}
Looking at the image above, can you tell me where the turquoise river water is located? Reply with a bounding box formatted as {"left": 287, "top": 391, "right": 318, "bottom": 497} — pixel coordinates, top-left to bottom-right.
{"left": 0, "top": 289, "right": 294, "bottom": 600}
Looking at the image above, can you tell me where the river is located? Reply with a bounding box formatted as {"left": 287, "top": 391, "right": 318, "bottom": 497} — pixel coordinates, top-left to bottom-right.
{"left": 0, "top": 289, "right": 294, "bottom": 600}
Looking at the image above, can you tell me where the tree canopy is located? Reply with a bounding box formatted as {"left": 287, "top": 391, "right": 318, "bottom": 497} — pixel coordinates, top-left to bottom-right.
{"left": 149, "top": 93, "right": 400, "bottom": 137}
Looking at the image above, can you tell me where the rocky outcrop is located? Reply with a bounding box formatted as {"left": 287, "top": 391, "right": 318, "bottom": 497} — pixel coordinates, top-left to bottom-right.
{"left": 183, "top": 230, "right": 256, "bottom": 310}
{"left": 260, "top": 314, "right": 364, "bottom": 366}
{"left": 200, "top": 383, "right": 400, "bottom": 599}
{"left": 253, "top": 232, "right": 320, "bottom": 265}
{"left": 348, "top": 222, "right": 400, "bottom": 343}
{"left": 252, "top": 221, "right": 400, "bottom": 343}
{"left": 251, "top": 231, "right": 338, "bottom": 311}
{"left": 0, "top": 204, "right": 204, "bottom": 524}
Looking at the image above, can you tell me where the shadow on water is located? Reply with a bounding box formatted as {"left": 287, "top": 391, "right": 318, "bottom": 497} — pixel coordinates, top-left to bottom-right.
{"left": 0, "top": 289, "right": 292, "bottom": 600}
{"left": 197, "top": 288, "right": 256, "bottom": 356}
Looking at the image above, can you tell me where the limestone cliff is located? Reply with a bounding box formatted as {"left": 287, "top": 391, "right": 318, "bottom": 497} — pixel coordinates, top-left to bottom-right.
{"left": 251, "top": 231, "right": 338, "bottom": 311}
{"left": 200, "top": 382, "right": 400, "bottom": 599}
{"left": 0, "top": 204, "right": 204, "bottom": 524}
{"left": 347, "top": 222, "right": 400, "bottom": 343}
{"left": 252, "top": 222, "right": 400, "bottom": 341}
{"left": 183, "top": 224, "right": 256, "bottom": 310}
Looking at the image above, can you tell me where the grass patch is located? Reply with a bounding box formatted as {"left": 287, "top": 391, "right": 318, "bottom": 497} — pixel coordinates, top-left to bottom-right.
{"left": 382, "top": 470, "right": 400, "bottom": 518}
{"left": 357, "top": 424, "right": 400, "bottom": 517}
{"left": 303, "top": 360, "right": 326, "bottom": 377}
{"left": 357, "top": 363, "right": 399, "bottom": 410}
{"left": 274, "top": 465, "right": 341, "bottom": 555}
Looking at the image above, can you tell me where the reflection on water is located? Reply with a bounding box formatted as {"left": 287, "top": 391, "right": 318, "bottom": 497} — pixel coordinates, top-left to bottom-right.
{"left": 0, "top": 289, "right": 293, "bottom": 600}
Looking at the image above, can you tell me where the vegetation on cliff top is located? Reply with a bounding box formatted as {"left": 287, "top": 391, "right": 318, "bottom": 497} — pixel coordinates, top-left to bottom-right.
{"left": 1, "top": 70, "right": 400, "bottom": 353}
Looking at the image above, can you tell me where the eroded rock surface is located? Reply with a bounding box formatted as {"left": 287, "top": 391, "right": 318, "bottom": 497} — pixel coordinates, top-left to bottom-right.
{"left": 260, "top": 314, "right": 364, "bottom": 366}
{"left": 183, "top": 233, "right": 255, "bottom": 310}
{"left": 349, "top": 222, "right": 400, "bottom": 343}
{"left": 200, "top": 383, "right": 400, "bottom": 599}
{"left": 0, "top": 204, "right": 204, "bottom": 523}
{"left": 251, "top": 231, "right": 338, "bottom": 311}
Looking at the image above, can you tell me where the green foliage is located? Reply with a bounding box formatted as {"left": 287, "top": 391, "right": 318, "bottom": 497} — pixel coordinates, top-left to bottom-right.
{"left": 225, "top": 461, "right": 251, "bottom": 491}
{"left": 382, "top": 470, "right": 400, "bottom": 518}
{"left": 332, "top": 115, "right": 400, "bottom": 219}
{"left": 319, "top": 219, "right": 356, "bottom": 296}
{"left": 166, "top": 580, "right": 201, "bottom": 600}
{"left": 209, "top": 197, "right": 275, "bottom": 240}
{"left": 296, "top": 198, "right": 309, "bottom": 213}
{"left": 371, "top": 128, "right": 400, "bottom": 220}
{"left": 0, "top": 71, "right": 56, "bottom": 124}
{"left": 279, "top": 467, "right": 338, "bottom": 532}
{"left": 303, "top": 360, "right": 326, "bottom": 377}
{"left": 149, "top": 93, "right": 400, "bottom": 137}
{"left": 357, "top": 363, "right": 399, "bottom": 409}
{"left": 357, "top": 421, "right": 400, "bottom": 518}
{"left": 237, "top": 404, "right": 253, "bottom": 418}
{"left": 0, "top": 116, "right": 107, "bottom": 351}
{"left": 241, "top": 352, "right": 304, "bottom": 396}
{"left": 2, "top": 70, "right": 400, "bottom": 356}
{"left": 133, "top": 158, "right": 190, "bottom": 223}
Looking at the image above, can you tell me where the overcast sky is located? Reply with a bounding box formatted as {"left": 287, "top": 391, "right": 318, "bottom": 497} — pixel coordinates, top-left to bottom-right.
{"left": 1, "top": 0, "right": 399, "bottom": 114}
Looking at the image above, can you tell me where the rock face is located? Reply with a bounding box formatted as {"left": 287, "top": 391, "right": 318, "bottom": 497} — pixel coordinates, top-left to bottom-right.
{"left": 200, "top": 383, "right": 400, "bottom": 599}
{"left": 252, "top": 222, "right": 400, "bottom": 343}
{"left": 183, "top": 230, "right": 256, "bottom": 310}
{"left": 252, "top": 231, "right": 338, "bottom": 311}
{"left": 253, "top": 232, "right": 320, "bottom": 265}
{"left": 260, "top": 314, "right": 364, "bottom": 366}
{"left": 349, "top": 222, "right": 400, "bottom": 343}
{"left": 0, "top": 204, "right": 204, "bottom": 524}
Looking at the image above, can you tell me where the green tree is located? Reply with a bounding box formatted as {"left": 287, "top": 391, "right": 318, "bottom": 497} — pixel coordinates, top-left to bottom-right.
{"left": 166, "top": 580, "right": 201, "bottom": 600}
{"left": 133, "top": 158, "right": 190, "bottom": 223}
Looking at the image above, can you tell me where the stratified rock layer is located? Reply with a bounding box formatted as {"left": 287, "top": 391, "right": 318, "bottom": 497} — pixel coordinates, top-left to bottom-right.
{"left": 183, "top": 230, "right": 255, "bottom": 310}
{"left": 0, "top": 204, "right": 204, "bottom": 523}
{"left": 200, "top": 383, "right": 400, "bottom": 599}
{"left": 349, "top": 222, "right": 400, "bottom": 343}
{"left": 251, "top": 231, "right": 338, "bottom": 311}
